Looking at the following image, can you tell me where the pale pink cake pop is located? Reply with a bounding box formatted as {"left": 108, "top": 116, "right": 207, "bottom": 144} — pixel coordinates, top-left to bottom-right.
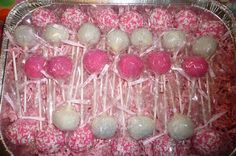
{"left": 117, "top": 54, "right": 144, "bottom": 80}
{"left": 32, "top": 8, "right": 57, "bottom": 28}
{"left": 119, "top": 11, "right": 144, "bottom": 33}
{"left": 47, "top": 56, "right": 73, "bottom": 79}
{"left": 67, "top": 125, "right": 94, "bottom": 152}
{"left": 5, "top": 119, "right": 37, "bottom": 145}
{"left": 175, "top": 10, "right": 198, "bottom": 32}
{"left": 196, "top": 21, "right": 226, "bottom": 38}
{"left": 149, "top": 8, "right": 174, "bottom": 32}
{"left": 24, "top": 55, "right": 47, "bottom": 79}
{"left": 83, "top": 49, "right": 110, "bottom": 74}
{"left": 61, "top": 7, "right": 88, "bottom": 30}
{"left": 182, "top": 56, "right": 209, "bottom": 77}
{"left": 35, "top": 125, "right": 65, "bottom": 154}
{"left": 112, "top": 137, "right": 141, "bottom": 156}
{"left": 145, "top": 51, "right": 171, "bottom": 75}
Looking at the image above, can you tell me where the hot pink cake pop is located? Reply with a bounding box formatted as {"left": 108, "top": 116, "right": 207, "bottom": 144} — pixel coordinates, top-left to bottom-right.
{"left": 31, "top": 8, "right": 58, "bottom": 28}
{"left": 83, "top": 49, "right": 110, "bottom": 74}
{"left": 119, "top": 11, "right": 144, "bottom": 33}
{"left": 67, "top": 125, "right": 94, "bottom": 152}
{"left": 24, "top": 55, "right": 47, "bottom": 79}
{"left": 61, "top": 7, "right": 88, "bottom": 30}
{"left": 149, "top": 8, "right": 174, "bottom": 32}
{"left": 112, "top": 137, "right": 142, "bottom": 156}
{"left": 196, "top": 21, "right": 226, "bottom": 38}
{"left": 117, "top": 54, "right": 144, "bottom": 80}
{"left": 182, "top": 56, "right": 208, "bottom": 77}
{"left": 145, "top": 51, "right": 171, "bottom": 75}
{"left": 175, "top": 10, "right": 198, "bottom": 32}
{"left": 5, "top": 119, "right": 37, "bottom": 145}
{"left": 47, "top": 56, "right": 73, "bottom": 79}
{"left": 35, "top": 125, "right": 65, "bottom": 154}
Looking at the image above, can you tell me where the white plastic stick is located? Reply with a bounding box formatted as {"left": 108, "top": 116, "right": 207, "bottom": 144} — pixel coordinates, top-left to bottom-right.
{"left": 37, "top": 81, "right": 42, "bottom": 130}
{"left": 187, "top": 79, "right": 196, "bottom": 116}
{"left": 206, "top": 74, "right": 211, "bottom": 117}
{"left": 48, "top": 79, "right": 53, "bottom": 125}
{"left": 198, "top": 79, "right": 207, "bottom": 124}
{"left": 168, "top": 80, "right": 176, "bottom": 113}
{"left": 175, "top": 73, "right": 183, "bottom": 113}
{"left": 80, "top": 48, "right": 86, "bottom": 124}
{"left": 23, "top": 76, "right": 27, "bottom": 113}
{"left": 163, "top": 75, "right": 168, "bottom": 130}
{"left": 93, "top": 78, "right": 97, "bottom": 116}
{"left": 153, "top": 77, "right": 159, "bottom": 135}
{"left": 119, "top": 79, "right": 125, "bottom": 135}
{"left": 103, "top": 71, "right": 109, "bottom": 111}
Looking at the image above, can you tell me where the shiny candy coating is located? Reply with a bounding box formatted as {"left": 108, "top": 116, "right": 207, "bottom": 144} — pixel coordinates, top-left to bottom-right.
{"left": 130, "top": 28, "right": 153, "bottom": 50}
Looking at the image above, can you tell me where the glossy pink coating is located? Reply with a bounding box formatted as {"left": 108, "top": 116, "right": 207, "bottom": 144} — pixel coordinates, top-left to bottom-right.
{"left": 32, "top": 8, "right": 57, "bottom": 28}
{"left": 175, "top": 10, "right": 198, "bottom": 32}
{"left": 83, "top": 49, "right": 110, "bottom": 74}
{"left": 24, "top": 55, "right": 47, "bottom": 79}
{"left": 67, "top": 125, "right": 94, "bottom": 152}
{"left": 146, "top": 51, "right": 171, "bottom": 75}
{"left": 119, "top": 11, "right": 144, "bottom": 33}
{"left": 35, "top": 125, "right": 65, "bottom": 154}
{"left": 47, "top": 56, "right": 73, "bottom": 79}
{"left": 117, "top": 54, "right": 144, "bottom": 80}
{"left": 182, "top": 56, "right": 208, "bottom": 77}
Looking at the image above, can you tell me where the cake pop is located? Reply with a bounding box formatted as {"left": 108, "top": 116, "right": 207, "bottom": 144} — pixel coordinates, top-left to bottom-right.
{"left": 52, "top": 104, "right": 80, "bottom": 131}
{"left": 153, "top": 134, "right": 177, "bottom": 155}
{"left": 106, "top": 29, "right": 130, "bottom": 54}
{"left": 119, "top": 11, "right": 144, "bottom": 33}
{"left": 32, "top": 8, "right": 57, "bottom": 28}
{"left": 24, "top": 55, "right": 46, "bottom": 79}
{"left": 175, "top": 10, "right": 198, "bottom": 32}
{"left": 196, "top": 21, "right": 226, "bottom": 38}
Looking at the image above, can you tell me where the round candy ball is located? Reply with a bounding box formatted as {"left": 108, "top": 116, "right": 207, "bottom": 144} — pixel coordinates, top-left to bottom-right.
{"left": 77, "top": 23, "right": 101, "bottom": 46}
{"left": 153, "top": 134, "right": 177, "bottom": 154}
{"left": 24, "top": 55, "right": 46, "bottom": 79}
{"left": 162, "top": 30, "right": 187, "bottom": 51}
{"left": 112, "top": 137, "right": 141, "bottom": 156}
{"left": 61, "top": 7, "right": 88, "bottom": 30}
{"left": 43, "top": 24, "right": 69, "bottom": 44}
{"left": 119, "top": 11, "right": 144, "bottom": 33}
{"left": 47, "top": 56, "right": 73, "bottom": 79}
{"left": 182, "top": 56, "right": 209, "bottom": 77}
{"left": 5, "top": 119, "right": 37, "bottom": 145}
{"left": 32, "top": 8, "right": 57, "bottom": 28}
{"left": 83, "top": 49, "right": 110, "bottom": 74}
{"left": 35, "top": 125, "right": 64, "bottom": 154}
{"left": 149, "top": 8, "right": 174, "bottom": 32}
{"left": 167, "top": 114, "right": 194, "bottom": 140}
{"left": 175, "top": 10, "right": 198, "bottom": 32}
{"left": 145, "top": 51, "right": 171, "bottom": 75}
{"left": 106, "top": 29, "right": 130, "bottom": 54}
{"left": 127, "top": 116, "right": 155, "bottom": 140}
{"left": 67, "top": 124, "right": 94, "bottom": 152}
{"left": 117, "top": 54, "right": 144, "bottom": 80}
{"left": 130, "top": 28, "right": 153, "bottom": 51}
{"left": 192, "top": 36, "right": 217, "bottom": 58}
{"left": 52, "top": 105, "right": 80, "bottom": 131}
{"left": 14, "top": 25, "right": 37, "bottom": 48}
{"left": 91, "top": 115, "right": 117, "bottom": 139}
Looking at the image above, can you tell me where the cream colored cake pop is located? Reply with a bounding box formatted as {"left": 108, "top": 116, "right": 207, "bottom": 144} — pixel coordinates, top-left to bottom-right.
{"left": 162, "top": 30, "right": 186, "bottom": 51}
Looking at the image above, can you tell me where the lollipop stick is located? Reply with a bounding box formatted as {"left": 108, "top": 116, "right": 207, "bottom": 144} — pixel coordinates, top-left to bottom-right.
{"left": 80, "top": 48, "right": 86, "bottom": 124}
{"left": 73, "top": 65, "right": 81, "bottom": 99}
{"left": 100, "top": 76, "right": 103, "bottom": 97}
{"left": 111, "top": 72, "right": 116, "bottom": 98}
{"left": 187, "top": 79, "right": 196, "bottom": 116}
{"left": 48, "top": 79, "right": 53, "bottom": 125}
{"left": 23, "top": 76, "right": 27, "bottom": 113}
{"left": 37, "top": 81, "right": 42, "bottom": 130}
{"left": 168, "top": 80, "right": 176, "bottom": 113}
{"left": 198, "top": 79, "right": 207, "bottom": 124}
{"left": 175, "top": 73, "right": 183, "bottom": 113}
{"left": 93, "top": 78, "right": 97, "bottom": 117}
{"left": 163, "top": 75, "right": 168, "bottom": 130}
{"left": 103, "top": 71, "right": 109, "bottom": 111}
{"left": 206, "top": 74, "right": 211, "bottom": 117}
{"left": 119, "top": 79, "right": 125, "bottom": 135}
{"left": 126, "top": 83, "right": 131, "bottom": 109}
{"left": 153, "top": 77, "right": 159, "bottom": 135}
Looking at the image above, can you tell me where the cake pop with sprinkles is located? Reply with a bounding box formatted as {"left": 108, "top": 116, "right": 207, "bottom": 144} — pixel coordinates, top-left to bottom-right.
{"left": 153, "top": 134, "right": 177, "bottom": 155}
{"left": 67, "top": 124, "right": 94, "bottom": 152}
{"left": 119, "top": 11, "right": 144, "bottom": 33}
{"left": 61, "top": 7, "right": 88, "bottom": 30}
{"left": 196, "top": 21, "right": 226, "bottom": 38}
{"left": 175, "top": 10, "right": 198, "bottom": 32}
{"left": 31, "top": 8, "right": 57, "bottom": 28}
{"left": 35, "top": 125, "right": 65, "bottom": 154}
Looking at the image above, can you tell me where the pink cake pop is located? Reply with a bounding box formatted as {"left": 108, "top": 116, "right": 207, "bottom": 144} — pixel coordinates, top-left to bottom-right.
{"left": 175, "top": 10, "right": 198, "bottom": 32}
{"left": 149, "top": 8, "right": 174, "bottom": 32}
{"left": 117, "top": 54, "right": 144, "bottom": 80}
{"left": 182, "top": 56, "right": 209, "bottom": 77}
{"left": 31, "top": 8, "right": 57, "bottom": 28}
{"left": 196, "top": 21, "right": 226, "bottom": 38}
{"left": 193, "top": 128, "right": 224, "bottom": 155}
{"left": 111, "top": 137, "right": 142, "bottom": 156}
{"left": 119, "top": 11, "right": 144, "bottom": 33}
{"left": 153, "top": 134, "right": 177, "bottom": 155}
{"left": 24, "top": 55, "right": 47, "bottom": 79}
{"left": 83, "top": 49, "right": 110, "bottom": 74}
{"left": 47, "top": 56, "right": 73, "bottom": 79}
{"left": 145, "top": 51, "right": 171, "bottom": 75}
{"left": 61, "top": 7, "right": 88, "bottom": 30}
{"left": 67, "top": 125, "right": 94, "bottom": 152}
{"left": 5, "top": 119, "right": 37, "bottom": 145}
{"left": 35, "top": 125, "right": 65, "bottom": 154}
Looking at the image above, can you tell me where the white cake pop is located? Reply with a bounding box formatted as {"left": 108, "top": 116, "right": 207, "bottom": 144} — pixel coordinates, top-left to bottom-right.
{"left": 162, "top": 30, "right": 186, "bottom": 51}
{"left": 77, "top": 23, "right": 101, "bottom": 46}
{"left": 52, "top": 104, "right": 80, "bottom": 131}
{"left": 43, "top": 24, "right": 69, "bottom": 44}
{"left": 106, "top": 29, "right": 130, "bottom": 54}
{"left": 130, "top": 28, "right": 153, "bottom": 51}
{"left": 14, "top": 25, "right": 37, "bottom": 48}
{"left": 91, "top": 115, "right": 117, "bottom": 139}
{"left": 167, "top": 114, "right": 194, "bottom": 140}
{"left": 192, "top": 36, "right": 217, "bottom": 58}
{"left": 127, "top": 116, "right": 155, "bottom": 140}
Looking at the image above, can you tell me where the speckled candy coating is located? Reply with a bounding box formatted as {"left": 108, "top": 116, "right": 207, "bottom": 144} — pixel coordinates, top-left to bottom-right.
{"left": 32, "top": 8, "right": 57, "bottom": 28}
{"left": 196, "top": 21, "right": 226, "bottom": 38}
{"left": 153, "top": 134, "right": 177, "bottom": 155}
{"left": 175, "top": 10, "right": 198, "bottom": 32}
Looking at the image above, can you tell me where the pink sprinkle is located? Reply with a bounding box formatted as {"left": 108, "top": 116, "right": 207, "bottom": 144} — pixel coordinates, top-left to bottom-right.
{"left": 175, "top": 10, "right": 198, "bottom": 32}
{"left": 153, "top": 134, "right": 177, "bottom": 154}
